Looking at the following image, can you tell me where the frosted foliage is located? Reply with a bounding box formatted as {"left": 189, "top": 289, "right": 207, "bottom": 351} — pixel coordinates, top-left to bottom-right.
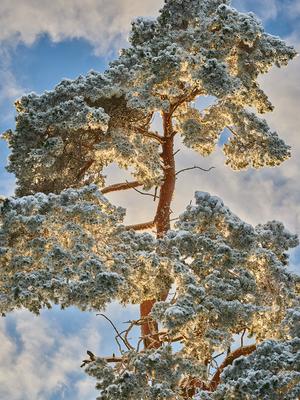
{"left": 5, "top": 75, "right": 162, "bottom": 196}
{"left": 197, "top": 339, "right": 300, "bottom": 399}
{"left": 175, "top": 101, "right": 291, "bottom": 166}
{"left": 4, "top": 0, "right": 296, "bottom": 194}
{"left": 0, "top": 185, "right": 180, "bottom": 314}
{"left": 152, "top": 192, "right": 299, "bottom": 360}
{"left": 0, "top": 185, "right": 130, "bottom": 313}
{"left": 85, "top": 345, "right": 203, "bottom": 400}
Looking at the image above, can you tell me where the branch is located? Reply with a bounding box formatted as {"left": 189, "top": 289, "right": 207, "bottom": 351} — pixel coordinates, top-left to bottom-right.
{"left": 209, "top": 344, "right": 257, "bottom": 391}
{"left": 76, "top": 159, "right": 94, "bottom": 179}
{"left": 136, "top": 127, "right": 164, "bottom": 144}
{"left": 81, "top": 352, "right": 125, "bottom": 367}
{"left": 125, "top": 220, "right": 156, "bottom": 231}
{"left": 176, "top": 165, "right": 215, "bottom": 176}
{"left": 101, "top": 181, "right": 142, "bottom": 194}
{"left": 130, "top": 185, "right": 158, "bottom": 199}
{"left": 226, "top": 126, "right": 238, "bottom": 136}
{"left": 97, "top": 313, "right": 132, "bottom": 351}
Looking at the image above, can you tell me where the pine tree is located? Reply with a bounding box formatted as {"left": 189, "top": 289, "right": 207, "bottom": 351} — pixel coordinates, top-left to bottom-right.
{"left": 1, "top": 0, "right": 300, "bottom": 398}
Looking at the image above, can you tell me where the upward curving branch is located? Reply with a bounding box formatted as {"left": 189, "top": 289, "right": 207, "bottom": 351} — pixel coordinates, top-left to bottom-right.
{"left": 209, "top": 344, "right": 257, "bottom": 391}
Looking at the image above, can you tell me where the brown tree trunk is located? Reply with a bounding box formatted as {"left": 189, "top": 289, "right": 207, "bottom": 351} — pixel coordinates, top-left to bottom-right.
{"left": 140, "top": 111, "right": 176, "bottom": 348}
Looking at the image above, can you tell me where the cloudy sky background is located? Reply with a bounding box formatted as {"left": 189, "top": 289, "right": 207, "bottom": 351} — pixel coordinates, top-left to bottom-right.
{"left": 0, "top": 0, "right": 300, "bottom": 398}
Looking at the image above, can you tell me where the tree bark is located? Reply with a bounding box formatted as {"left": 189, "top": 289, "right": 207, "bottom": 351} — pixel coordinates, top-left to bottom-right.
{"left": 209, "top": 344, "right": 257, "bottom": 391}
{"left": 140, "top": 112, "right": 176, "bottom": 348}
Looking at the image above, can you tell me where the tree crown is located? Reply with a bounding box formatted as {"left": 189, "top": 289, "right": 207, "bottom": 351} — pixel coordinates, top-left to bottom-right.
{"left": 1, "top": 0, "right": 299, "bottom": 399}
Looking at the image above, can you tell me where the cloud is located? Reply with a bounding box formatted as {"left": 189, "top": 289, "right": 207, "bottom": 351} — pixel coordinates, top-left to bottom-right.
{"left": 0, "top": 302, "right": 139, "bottom": 400}
{"left": 0, "top": 0, "right": 163, "bottom": 54}
{"left": 0, "top": 45, "right": 24, "bottom": 110}
{"left": 0, "top": 0, "right": 163, "bottom": 116}
{"left": 232, "top": 0, "right": 280, "bottom": 20}
{"left": 0, "top": 310, "right": 101, "bottom": 400}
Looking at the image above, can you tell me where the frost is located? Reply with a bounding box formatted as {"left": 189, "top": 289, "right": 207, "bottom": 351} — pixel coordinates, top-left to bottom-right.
{"left": 0, "top": 0, "right": 299, "bottom": 398}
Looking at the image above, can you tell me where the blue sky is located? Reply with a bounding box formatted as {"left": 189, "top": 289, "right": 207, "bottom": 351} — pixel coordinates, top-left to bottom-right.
{"left": 0, "top": 1, "right": 300, "bottom": 399}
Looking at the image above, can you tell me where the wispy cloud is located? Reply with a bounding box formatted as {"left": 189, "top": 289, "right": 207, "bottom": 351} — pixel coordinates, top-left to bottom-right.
{"left": 232, "top": 0, "right": 280, "bottom": 20}
{"left": 0, "top": 310, "right": 102, "bottom": 400}
{"left": 0, "top": 45, "right": 24, "bottom": 109}
{"left": 0, "top": 0, "right": 163, "bottom": 54}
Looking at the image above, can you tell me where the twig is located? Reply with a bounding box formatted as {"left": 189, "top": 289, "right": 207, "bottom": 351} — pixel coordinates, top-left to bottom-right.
{"left": 153, "top": 187, "right": 158, "bottom": 201}
{"left": 226, "top": 126, "right": 238, "bottom": 137}
{"left": 241, "top": 328, "right": 246, "bottom": 348}
{"left": 97, "top": 313, "right": 132, "bottom": 352}
{"left": 176, "top": 165, "right": 215, "bottom": 176}
{"left": 128, "top": 182, "right": 157, "bottom": 199}
{"left": 173, "top": 149, "right": 181, "bottom": 156}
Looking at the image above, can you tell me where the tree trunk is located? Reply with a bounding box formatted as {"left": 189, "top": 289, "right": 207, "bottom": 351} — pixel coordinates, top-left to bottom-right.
{"left": 140, "top": 111, "right": 176, "bottom": 348}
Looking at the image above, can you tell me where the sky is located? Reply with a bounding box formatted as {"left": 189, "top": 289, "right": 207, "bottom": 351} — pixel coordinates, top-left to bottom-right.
{"left": 0, "top": 0, "right": 300, "bottom": 399}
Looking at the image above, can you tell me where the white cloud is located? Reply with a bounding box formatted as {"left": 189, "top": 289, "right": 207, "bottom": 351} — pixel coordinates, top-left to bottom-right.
{"left": 0, "top": 302, "right": 139, "bottom": 400}
{"left": 0, "top": 46, "right": 24, "bottom": 109}
{"left": 232, "top": 0, "right": 280, "bottom": 20}
{"left": 0, "top": 0, "right": 163, "bottom": 111}
{"left": 0, "top": 0, "right": 163, "bottom": 54}
{"left": 0, "top": 310, "right": 101, "bottom": 400}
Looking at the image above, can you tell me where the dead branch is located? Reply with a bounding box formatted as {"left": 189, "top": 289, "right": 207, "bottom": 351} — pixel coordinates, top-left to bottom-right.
{"left": 130, "top": 185, "right": 158, "bottom": 199}
{"left": 176, "top": 165, "right": 215, "bottom": 176}
{"left": 97, "top": 313, "right": 133, "bottom": 351}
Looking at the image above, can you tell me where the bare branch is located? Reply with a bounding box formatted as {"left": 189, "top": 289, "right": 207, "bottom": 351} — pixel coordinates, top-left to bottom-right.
{"left": 97, "top": 313, "right": 132, "bottom": 352}
{"left": 176, "top": 165, "right": 215, "bottom": 176}
{"left": 241, "top": 328, "right": 247, "bottom": 348}
{"left": 153, "top": 187, "right": 158, "bottom": 201}
{"left": 125, "top": 221, "right": 156, "bottom": 231}
{"left": 102, "top": 181, "right": 142, "bottom": 194}
{"left": 130, "top": 184, "right": 158, "bottom": 199}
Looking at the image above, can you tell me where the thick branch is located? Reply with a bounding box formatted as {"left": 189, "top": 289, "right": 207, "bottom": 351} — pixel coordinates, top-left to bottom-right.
{"left": 125, "top": 221, "right": 156, "bottom": 231}
{"left": 101, "top": 181, "right": 142, "bottom": 194}
{"left": 209, "top": 344, "right": 257, "bottom": 391}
